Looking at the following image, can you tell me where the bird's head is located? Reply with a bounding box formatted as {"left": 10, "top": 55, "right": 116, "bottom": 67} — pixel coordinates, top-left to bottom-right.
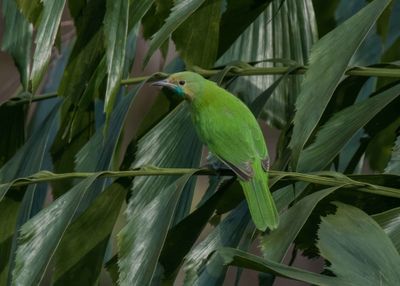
{"left": 151, "top": 71, "right": 204, "bottom": 101}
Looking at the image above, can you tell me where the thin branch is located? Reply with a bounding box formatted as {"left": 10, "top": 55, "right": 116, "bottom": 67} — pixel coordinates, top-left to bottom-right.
{"left": 2, "top": 167, "right": 399, "bottom": 198}
{"left": 5, "top": 65, "right": 400, "bottom": 106}
{"left": 4, "top": 92, "right": 58, "bottom": 106}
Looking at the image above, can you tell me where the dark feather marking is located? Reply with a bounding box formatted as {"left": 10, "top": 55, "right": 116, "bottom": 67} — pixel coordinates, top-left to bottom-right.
{"left": 262, "top": 156, "right": 270, "bottom": 172}
{"left": 219, "top": 158, "right": 253, "bottom": 181}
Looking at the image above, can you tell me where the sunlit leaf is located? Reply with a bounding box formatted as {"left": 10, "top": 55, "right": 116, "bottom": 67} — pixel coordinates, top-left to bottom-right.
{"left": 144, "top": 0, "right": 206, "bottom": 65}
{"left": 217, "top": 0, "right": 317, "bottom": 128}
{"left": 298, "top": 82, "right": 400, "bottom": 172}
{"left": 30, "top": 0, "right": 66, "bottom": 92}
{"left": 118, "top": 172, "right": 197, "bottom": 286}
{"left": 52, "top": 180, "right": 127, "bottom": 285}
{"left": 1, "top": 0, "right": 33, "bottom": 90}
{"left": 12, "top": 175, "right": 100, "bottom": 286}
{"left": 289, "top": 0, "right": 391, "bottom": 167}
{"left": 104, "top": 0, "right": 129, "bottom": 117}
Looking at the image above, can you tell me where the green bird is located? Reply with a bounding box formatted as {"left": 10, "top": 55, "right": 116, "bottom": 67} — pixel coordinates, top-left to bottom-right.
{"left": 152, "top": 71, "right": 279, "bottom": 231}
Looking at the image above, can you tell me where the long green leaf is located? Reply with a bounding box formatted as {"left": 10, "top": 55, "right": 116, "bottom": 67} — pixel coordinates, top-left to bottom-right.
{"left": 298, "top": 82, "right": 400, "bottom": 172}
{"left": 12, "top": 175, "right": 100, "bottom": 286}
{"left": 217, "top": 0, "right": 317, "bottom": 128}
{"left": 30, "top": 0, "right": 66, "bottom": 92}
{"left": 172, "top": 0, "right": 222, "bottom": 68}
{"left": 104, "top": 0, "right": 129, "bottom": 116}
{"left": 373, "top": 206, "right": 400, "bottom": 253}
{"left": 144, "top": 0, "right": 206, "bottom": 65}
{"left": 289, "top": 0, "right": 391, "bottom": 167}
{"left": 385, "top": 135, "right": 400, "bottom": 174}
{"left": 1, "top": 0, "right": 32, "bottom": 90}
{"left": 183, "top": 202, "right": 252, "bottom": 285}
{"left": 260, "top": 186, "right": 340, "bottom": 262}
{"left": 52, "top": 180, "right": 127, "bottom": 284}
{"left": 218, "top": 247, "right": 341, "bottom": 285}
{"left": 117, "top": 172, "right": 196, "bottom": 286}
{"left": 317, "top": 202, "right": 400, "bottom": 285}
{"left": 16, "top": 0, "right": 42, "bottom": 26}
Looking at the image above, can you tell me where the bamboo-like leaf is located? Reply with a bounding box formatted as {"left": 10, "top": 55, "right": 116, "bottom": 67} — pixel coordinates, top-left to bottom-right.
{"left": 104, "top": 0, "right": 129, "bottom": 116}
{"left": 217, "top": 0, "right": 317, "bottom": 128}
{"left": 183, "top": 202, "right": 251, "bottom": 285}
{"left": 52, "top": 180, "right": 127, "bottom": 284}
{"left": 30, "top": 0, "right": 66, "bottom": 92}
{"left": 218, "top": 203, "right": 400, "bottom": 285}
{"left": 386, "top": 135, "right": 400, "bottom": 174}
{"left": 1, "top": 0, "right": 33, "bottom": 90}
{"left": 217, "top": 247, "right": 341, "bottom": 285}
{"left": 0, "top": 197, "right": 21, "bottom": 285}
{"left": 289, "top": 0, "right": 391, "bottom": 167}
{"left": 11, "top": 175, "right": 100, "bottom": 286}
{"left": 118, "top": 172, "right": 197, "bottom": 286}
{"left": 144, "top": 0, "right": 206, "bottom": 66}
{"left": 128, "top": 0, "right": 155, "bottom": 29}
{"left": 373, "top": 206, "right": 400, "bottom": 253}
{"left": 217, "top": 0, "right": 272, "bottom": 56}
{"left": 317, "top": 202, "right": 400, "bottom": 285}
{"left": 0, "top": 104, "right": 59, "bottom": 201}
{"left": 298, "top": 82, "right": 400, "bottom": 172}
{"left": 260, "top": 187, "right": 340, "bottom": 262}
{"left": 172, "top": 0, "right": 222, "bottom": 68}
{"left": 117, "top": 101, "right": 203, "bottom": 285}
{"left": 16, "top": 0, "right": 42, "bottom": 26}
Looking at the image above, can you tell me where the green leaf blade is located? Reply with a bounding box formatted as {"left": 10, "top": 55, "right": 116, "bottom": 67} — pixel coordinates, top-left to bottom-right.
{"left": 30, "top": 0, "right": 66, "bottom": 92}
{"left": 289, "top": 0, "right": 392, "bottom": 167}
{"left": 298, "top": 82, "right": 400, "bottom": 172}
{"left": 104, "top": 0, "right": 129, "bottom": 116}
{"left": 1, "top": 0, "right": 33, "bottom": 90}
{"left": 144, "top": 0, "right": 206, "bottom": 66}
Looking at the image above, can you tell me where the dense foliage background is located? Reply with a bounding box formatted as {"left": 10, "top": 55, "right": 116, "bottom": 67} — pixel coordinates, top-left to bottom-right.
{"left": 0, "top": 0, "right": 400, "bottom": 285}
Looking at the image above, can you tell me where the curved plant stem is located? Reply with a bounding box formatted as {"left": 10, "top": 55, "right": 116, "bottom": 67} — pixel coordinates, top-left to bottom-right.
{"left": 2, "top": 167, "right": 399, "bottom": 198}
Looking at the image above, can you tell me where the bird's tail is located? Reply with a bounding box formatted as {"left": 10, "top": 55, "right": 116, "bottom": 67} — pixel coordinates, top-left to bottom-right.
{"left": 239, "top": 162, "right": 279, "bottom": 231}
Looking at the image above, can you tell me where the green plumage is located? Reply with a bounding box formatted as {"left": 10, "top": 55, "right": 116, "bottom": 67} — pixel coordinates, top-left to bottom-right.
{"left": 154, "top": 71, "right": 279, "bottom": 231}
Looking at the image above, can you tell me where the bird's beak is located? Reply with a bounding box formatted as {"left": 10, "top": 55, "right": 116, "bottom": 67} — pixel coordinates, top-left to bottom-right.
{"left": 151, "top": 79, "right": 177, "bottom": 90}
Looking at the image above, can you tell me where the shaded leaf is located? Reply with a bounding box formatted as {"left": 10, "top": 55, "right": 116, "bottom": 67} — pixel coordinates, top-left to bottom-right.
{"left": 298, "top": 82, "right": 400, "bottom": 172}
{"left": 12, "top": 175, "right": 100, "bottom": 286}
{"left": 0, "top": 197, "right": 21, "bottom": 285}
{"left": 117, "top": 172, "right": 196, "bottom": 286}
{"left": 104, "top": 0, "right": 129, "bottom": 117}
{"left": 141, "top": 0, "right": 173, "bottom": 39}
{"left": 0, "top": 103, "right": 26, "bottom": 166}
{"left": 183, "top": 202, "right": 251, "bottom": 285}
{"left": 52, "top": 180, "right": 128, "bottom": 285}
{"left": 217, "top": 0, "right": 317, "bottom": 128}
{"left": 128, "top": 0, "right": 155, "bottom": 30}
{"left": 261, "top": 187, "right": 340, "bottom": 262}
{"left": 15, "top": 0, "right": 42, "bottom": 26}
{"left": 144, "top": 0, "right": 206, "bottom": 65}
{"left": 30, "top": 0, "right": 66, "bottom": 92}
{"left": 172, "top": 0, "right": 222, "bottom": 68}
{"left": 217, "top": 0, "right": 272, "bottom": 56}
{"left": 218, "top": 247, "right": 341, "bottom": 285}
{"left": 318, "top": 202, "right": 400, "bottom": 285}
{"left": 289, "top": 0, "right": 391, "bottom": 167}
{"left": 1, "top": 0, "right": 33, "bottom": 90}
{"left": 0, "top": 103, "right": 59, "bottom": 201}
{"left": 373, "top": 206, "right": 400, "bottom": 253}
{"left": 385, "top": 134, "right": 400, "bottom": 174}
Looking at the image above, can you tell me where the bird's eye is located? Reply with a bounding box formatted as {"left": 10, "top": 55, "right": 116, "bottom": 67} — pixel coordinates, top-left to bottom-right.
{"left": 178, "top": 80, "right": 186, "bottom": 86}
